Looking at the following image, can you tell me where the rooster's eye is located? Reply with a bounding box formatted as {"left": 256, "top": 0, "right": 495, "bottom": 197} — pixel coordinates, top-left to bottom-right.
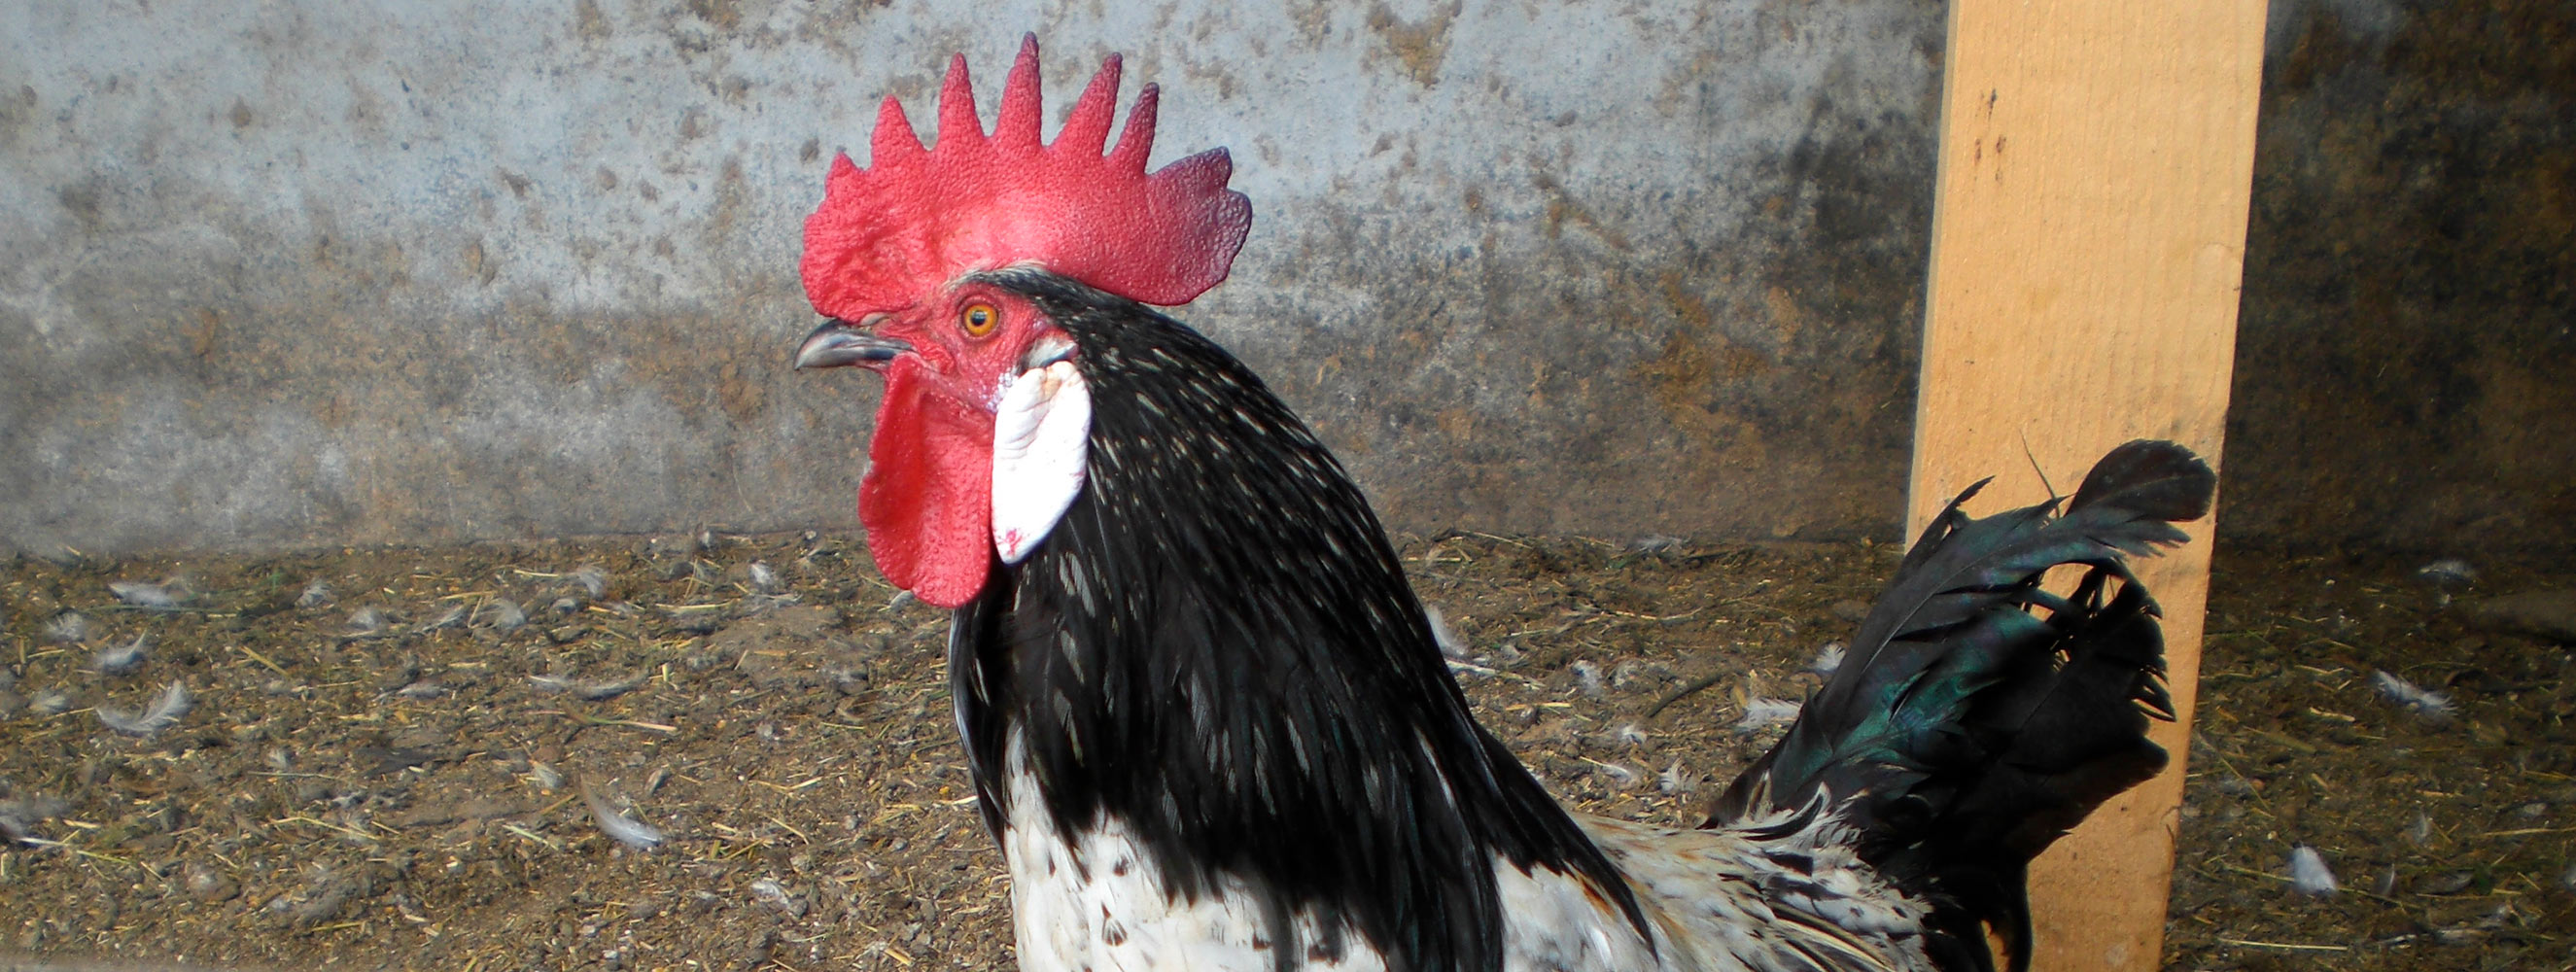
{"left": 961, "top": 303, "right": 1000, "bottom": 337}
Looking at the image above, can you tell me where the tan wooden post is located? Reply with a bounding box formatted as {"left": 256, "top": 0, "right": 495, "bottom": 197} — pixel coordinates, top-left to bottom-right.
{"left": 1905, "top": 2, "right": 2267, "bottom": 969}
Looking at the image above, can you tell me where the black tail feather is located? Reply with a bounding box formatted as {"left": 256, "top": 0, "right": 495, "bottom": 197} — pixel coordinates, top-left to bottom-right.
{"left": 2070, "top": 438, "right": 2217, "bottom": 524}
{"left": 1709, "top": 439, "right": 2216, "bottom": 972}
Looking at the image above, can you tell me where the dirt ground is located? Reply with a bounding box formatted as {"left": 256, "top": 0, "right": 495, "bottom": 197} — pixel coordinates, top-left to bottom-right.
{"left": 0, "top": 530, "right": 2566, "bottom": 971}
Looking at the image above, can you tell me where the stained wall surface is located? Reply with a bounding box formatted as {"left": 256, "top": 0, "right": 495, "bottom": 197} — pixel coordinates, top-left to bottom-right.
{"left": 0, "top": 0, "right": 1941, "bottom": 553}
{"left": 3, "top": 0, "right": 2566, "bottom": 555}
{"left": 2228, "top": 0, "right": 2574, "bottom": 554}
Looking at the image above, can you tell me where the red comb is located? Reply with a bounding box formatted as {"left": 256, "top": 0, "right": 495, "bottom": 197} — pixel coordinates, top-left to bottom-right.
{"left": 801, "top": 35, "right": 1253, "bottom": 319}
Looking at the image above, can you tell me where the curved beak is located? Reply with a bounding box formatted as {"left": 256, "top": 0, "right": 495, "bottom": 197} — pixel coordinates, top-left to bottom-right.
{"left": 792, "top": 318, "right": 912, "bottom": 370}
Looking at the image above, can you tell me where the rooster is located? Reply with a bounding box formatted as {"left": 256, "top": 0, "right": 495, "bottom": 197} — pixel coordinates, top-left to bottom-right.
{"left": 791, "top": 37, "right": 2216, "bottom": 972}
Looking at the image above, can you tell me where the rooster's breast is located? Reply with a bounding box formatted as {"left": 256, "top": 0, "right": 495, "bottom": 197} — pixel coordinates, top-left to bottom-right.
{"left": 997, "top": 734, "right": 1392, "bottom": 972}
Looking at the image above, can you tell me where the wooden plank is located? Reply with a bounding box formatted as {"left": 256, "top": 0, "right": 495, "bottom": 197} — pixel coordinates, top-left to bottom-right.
{"left": 1907, "top": 2, "right": 2267, "bottom": 970}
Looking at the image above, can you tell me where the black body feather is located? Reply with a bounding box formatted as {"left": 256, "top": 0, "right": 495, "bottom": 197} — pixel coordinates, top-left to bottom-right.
{"left": 949, "top": 268, "right": 1649, "bottom": 972}
{"left": 1710, "top": 439, "right": 2216, "bottom": 972}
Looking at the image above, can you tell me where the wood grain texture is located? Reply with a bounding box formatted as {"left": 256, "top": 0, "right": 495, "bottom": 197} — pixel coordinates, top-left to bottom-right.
{"left": 1908, "top": 2, "right": 2267, "bottom": 970}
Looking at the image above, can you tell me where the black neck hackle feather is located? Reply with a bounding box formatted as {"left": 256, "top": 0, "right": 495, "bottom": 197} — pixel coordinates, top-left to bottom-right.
{"left": 946, "top": 267, "right": 1651, "bottom": 972}
{"left": 1708, "top": 439, "right": 2216, "bottom": 972}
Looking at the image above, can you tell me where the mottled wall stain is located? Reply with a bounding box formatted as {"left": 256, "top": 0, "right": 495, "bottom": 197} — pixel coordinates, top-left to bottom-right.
{"left": 2230, "top": 0, "right": 2576, "bottom": 551}
{"left": 1367, "top": 1, "right": 1461, "bottom": 87}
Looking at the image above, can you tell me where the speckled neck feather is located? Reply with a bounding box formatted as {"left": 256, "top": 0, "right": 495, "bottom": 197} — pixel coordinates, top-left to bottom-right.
{"left": 947, "top": 268, "right": 1652, "bottom": 972}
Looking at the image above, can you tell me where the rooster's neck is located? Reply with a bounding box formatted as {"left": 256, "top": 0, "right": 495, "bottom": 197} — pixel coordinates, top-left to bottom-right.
{"left": 941, "top": 268, "right": 1646, "bottom": 972}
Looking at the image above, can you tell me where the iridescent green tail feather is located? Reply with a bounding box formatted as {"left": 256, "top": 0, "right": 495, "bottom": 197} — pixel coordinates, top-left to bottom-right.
{"left": 1711, "top": 439, "right": 2216, "bottom": 972}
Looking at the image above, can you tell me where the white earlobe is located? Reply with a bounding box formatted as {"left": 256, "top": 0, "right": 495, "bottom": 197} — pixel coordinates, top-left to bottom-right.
{"left": 992, "top": 362, "right": 1091, "bottom": 565}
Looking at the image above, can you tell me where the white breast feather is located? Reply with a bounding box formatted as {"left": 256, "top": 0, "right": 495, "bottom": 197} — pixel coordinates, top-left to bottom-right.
{"left": 1492, "top": 858, "right": 1666, "bottom": 971}
{"left": 998, "top": 736, "right": 1388, "bottom": 972}
{"left": 996, "top": 726, "right": 1933, "bottom": 972}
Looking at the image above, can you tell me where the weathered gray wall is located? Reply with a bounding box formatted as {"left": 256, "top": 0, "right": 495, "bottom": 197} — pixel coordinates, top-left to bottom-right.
{"left": 0, "top": 0, "right": 1942, "bottom": 554}
{"left": 11, "top": 0, "right": 2564, "bottom": 557}
{"left": 2225, "top": 0, "right": 2575, "bottom": 553}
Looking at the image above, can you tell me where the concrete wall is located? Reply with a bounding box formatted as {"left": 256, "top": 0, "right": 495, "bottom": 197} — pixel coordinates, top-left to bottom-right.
{"left": 6, "top": 0, "right": 2566, "bottom": 556}
{"left": 0, "top": 0, "right": 1941, "bottom": 554}
{"left": 2227, "top": 0, "right": 2575, "bottom": 554}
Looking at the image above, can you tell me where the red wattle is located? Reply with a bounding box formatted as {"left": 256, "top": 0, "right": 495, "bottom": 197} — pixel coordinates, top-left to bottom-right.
{"left": 857, "top": 364, "right": 993, "bottom": 608}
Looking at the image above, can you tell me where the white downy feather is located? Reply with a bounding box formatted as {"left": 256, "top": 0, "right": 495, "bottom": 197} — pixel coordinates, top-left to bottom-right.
{"left": 1735, "top": 698, "right": 1802, "bottom": 734}
{"left": 97, "top": 681, "right": 191, "bottom": 737}
{"left": 582, "top": 785, "right": 666, "bottom": 850}
{"left": 2371, "top": 670, "right": 2454, "bottom": 722}
{"left": 2288, "top": 845, "right": 2339, "bottom": 897}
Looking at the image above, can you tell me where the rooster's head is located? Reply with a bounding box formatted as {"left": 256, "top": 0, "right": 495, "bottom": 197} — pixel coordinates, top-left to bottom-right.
{"left": 793, "top": 35, "right": 1251, "bottom": 608}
